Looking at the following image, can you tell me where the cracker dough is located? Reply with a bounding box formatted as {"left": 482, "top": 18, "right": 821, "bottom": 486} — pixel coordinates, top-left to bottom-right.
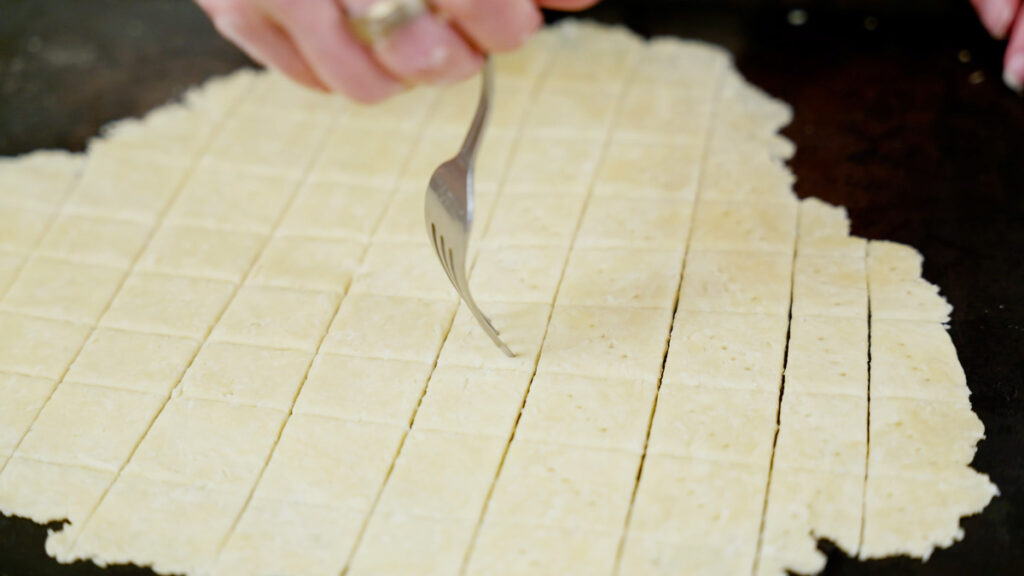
{"left": 0, "top": 19, "right": 995, "bottom": 576}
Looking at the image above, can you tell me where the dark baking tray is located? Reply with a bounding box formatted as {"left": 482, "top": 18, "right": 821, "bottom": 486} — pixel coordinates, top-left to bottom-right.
{"left": 1, "top": 0, "right": 1022, "bottom": 574}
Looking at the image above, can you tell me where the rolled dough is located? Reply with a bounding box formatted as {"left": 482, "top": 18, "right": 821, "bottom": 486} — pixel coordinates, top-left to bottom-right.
{"left": 0, "top": 19, "right": 996, "bottom": 576}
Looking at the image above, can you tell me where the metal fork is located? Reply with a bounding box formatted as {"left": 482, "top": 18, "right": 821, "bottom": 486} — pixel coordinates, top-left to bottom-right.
{"left": 424, "top": 57, "right": 514, "bottom": 357}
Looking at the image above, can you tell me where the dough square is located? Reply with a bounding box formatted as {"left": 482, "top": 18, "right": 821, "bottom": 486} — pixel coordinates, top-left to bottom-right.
{"left": 375, "top": 186, "right": 438, "bottom": 244}
{"left": 351, "top": 241, "right": 457, "bottom": 302}
{"left": 211, "top": 285, "right": 340, "bottom": 352}
{"left": 593, "top": 140, "right": 702, "bottom": 199}
{"left": 215, "top": 498, "right": 364, "bottom": 576}
{"left": 559, "top": 248, "right": 683, "bottom": 308}
{"left": 18, "top": 382, "right": 164, "bottom": 472}
{"left": 244, "top": 70, "right": 341, "bottom": 115}
{"left": 255, "top": 414, "right": 405, "bottom": 510}
{"left": 376, "top": 429, "right": 507, "bottom": 519}
{"left": 0, "top": 150, "right": 82, "bottom": 210}
{"left": 517, "top": 373, "right": 657, "bottom": 453}
{"left": 309, "top": 123, "right": 416, "bottom": 186}
{"left": 2, "top": 257, "right": 124, "bottom": 324}
{"left": 757, "top": 470, "right": 863, "bottom": 572}
{"left": 486, "top": 441, "right": 641, "bottom": 530}
{"left": 678, "top": 250, "right": 793, "bottom": 315}
{"left": 773, "top": 394, "right": 867, "bottom": 474}
{"left": 339, "top": 86, "right": 440, "bottom": 131}
{"left": 629, "top": 455, "right": 767, "bottom": 542}
{"left": 631, "top": 38, "right": 727, "bottom": 87}
{"left": 347, "top": 514, "right": 476, "bottom": 576}
{"left": 539, "top": 305, "right": 672, "bottom": 381}
{"left": 399, "top": 131, "right": 462, "bottom": 184}
{"left": 797, "top": 197, "right": 850, "bottom": 238}
{"left": 867, "top": 242, "right": 952, "bottom": 322}
{"left": 661, "top": 310, "right": 788, "bottom": 391}
{"left": 522, "top": 85, "right": 619, "bottom": 138}
{"left": 207, "top": 109, "right": 329, "bottom": 177}
{"left": 137, "top": 225, "right": 265, "bottom": 283}
{"left": 647, "top": 385, "right": 779, "bottom": 466}
{"left": 0, "top": 203, "right": 50, "bottom": 253}
{"left": 66, "top": 147, "right": 190, "bottom": 223}
{"left": 576, "top": 196, "right": 694, "bottom": 250}
{"left": 322, "top": 294, "right": 457, "bottom": 364}
{"left": 544, "top": 22, "right": 642, "bottom": 86}
{"left": 699, "top": 153, "right": 796, "bottom": 204}
{"left": 870, "top": 319, "right": 969, "bottom": 401}
{"left": 0, "top": 373, "right": 56, "bottom": 454}
{"left": 427, "top": 80, "right": 531, "bottom": 134}
{"left": 414, "top": 366, "right": 532, "bottom": 438}
{"left": 278, "top": 179, "right": 392, "bottom": 241}
{"left": 484, "top": 193, "right": 586, "bottom": 247}
{"left": 466, "top": 522, "right": 621, "bottom": 576}
{"left": 0, "top": 457, "right": 113, "bottom": 528}
{"left": 468, "top": 245, "right": 568, "bottom": 304}
{"left": 0, "top": 252, "right": 22, "bottom": 295}
{"left": 250, "top": 235, "right": 364, "bottom": 293}
{"left": 168, "top": 163, "right": 296, "bottom": 233}
{"left": 503, "top": 135, "right": 604, "bottom": 195}
{"left": 65, "top": 328, "right": 199, "bottom": 395}
{"left": 868, "top": 397, "right": 984, "bottom": 474}
{"left": 37, "top": 214, "right": 149, "bottom": 268}
{"left": 860, "top": 467, "right": 998, "bottom": 560}
{"left": 65, "top": 145, "right": 191, "bottom": 224}
{"left": 869, "top": 276, "right": 952, "bottom": 323}
{"left": 690, "top": 200, "right": 797, "bottom": 252}
{"left": 798, "top": 235, "right": 868, "bottom": 259}
{"left": 436, "top": 301, "right": 551, "bottom": 372}
{"left": 72, "top": 477, "right": 249, "bottom": 575}
{"left": 618, "top": 535, "right": 755, "bottom": 576}
{"left": 294, "top": 353, "right": 432, "bottom": 426}
{"left": 124, "top": 398, "right": 286, "bottom": 487}
{"left": 797, "top": 199, "right": 867, "bottom": 258}
{"left": 616, "top": 84, "right": 713, "bottom": 139}
{"left": 179, "top": 342, "right": 312, "bottom": 410}
{"left": 102, "top": 272, "right": 236, "bottom": 339}
{"left": 792, "top": 255, "right": 867, "bottom": 318}
{"left": 783, "top": 316, "right": 868, "bottom": 396}
{"left": 0, "top": 312, "right": 91, "bottom": 379}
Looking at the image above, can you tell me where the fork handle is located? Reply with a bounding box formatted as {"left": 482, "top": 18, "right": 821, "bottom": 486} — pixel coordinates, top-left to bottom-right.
{"left": 457, "top": 56, "right": 493, "bottom": 164}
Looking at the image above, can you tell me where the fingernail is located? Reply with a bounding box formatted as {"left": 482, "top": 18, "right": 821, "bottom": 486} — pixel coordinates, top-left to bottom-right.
{"left": 1004, "top": 54, "right": 1024, "bottom": 93}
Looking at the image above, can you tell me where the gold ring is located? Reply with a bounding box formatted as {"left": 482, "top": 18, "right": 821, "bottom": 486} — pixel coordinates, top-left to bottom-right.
{"left": 348, "top": 0, "right": 429, "bottom": 45}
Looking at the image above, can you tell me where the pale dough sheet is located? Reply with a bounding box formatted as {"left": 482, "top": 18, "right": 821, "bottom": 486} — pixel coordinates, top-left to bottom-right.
{"left": 0, "top": 20, "right": 997, "bottom": 576}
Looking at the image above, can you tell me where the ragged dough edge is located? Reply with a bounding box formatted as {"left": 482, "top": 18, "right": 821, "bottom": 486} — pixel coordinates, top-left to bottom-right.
{"left": 0, "top": 149, "right": 85, "bottom": 176}
{"left": 0, "top": 19, "right": 999, "bottom": 576}
{"left": 91, "top": 69, "right": 259, "bottom": 158}
{"left": 681, "top": 29, "right": 997, "bottom": 573}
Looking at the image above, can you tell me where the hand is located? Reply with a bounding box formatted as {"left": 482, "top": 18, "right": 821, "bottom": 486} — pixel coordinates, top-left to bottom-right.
{"left": 195, "top": 0, "right": 598, "bottom": 102}
{"left": 970, "top": 0, "right": 1024, "bottom": 91}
